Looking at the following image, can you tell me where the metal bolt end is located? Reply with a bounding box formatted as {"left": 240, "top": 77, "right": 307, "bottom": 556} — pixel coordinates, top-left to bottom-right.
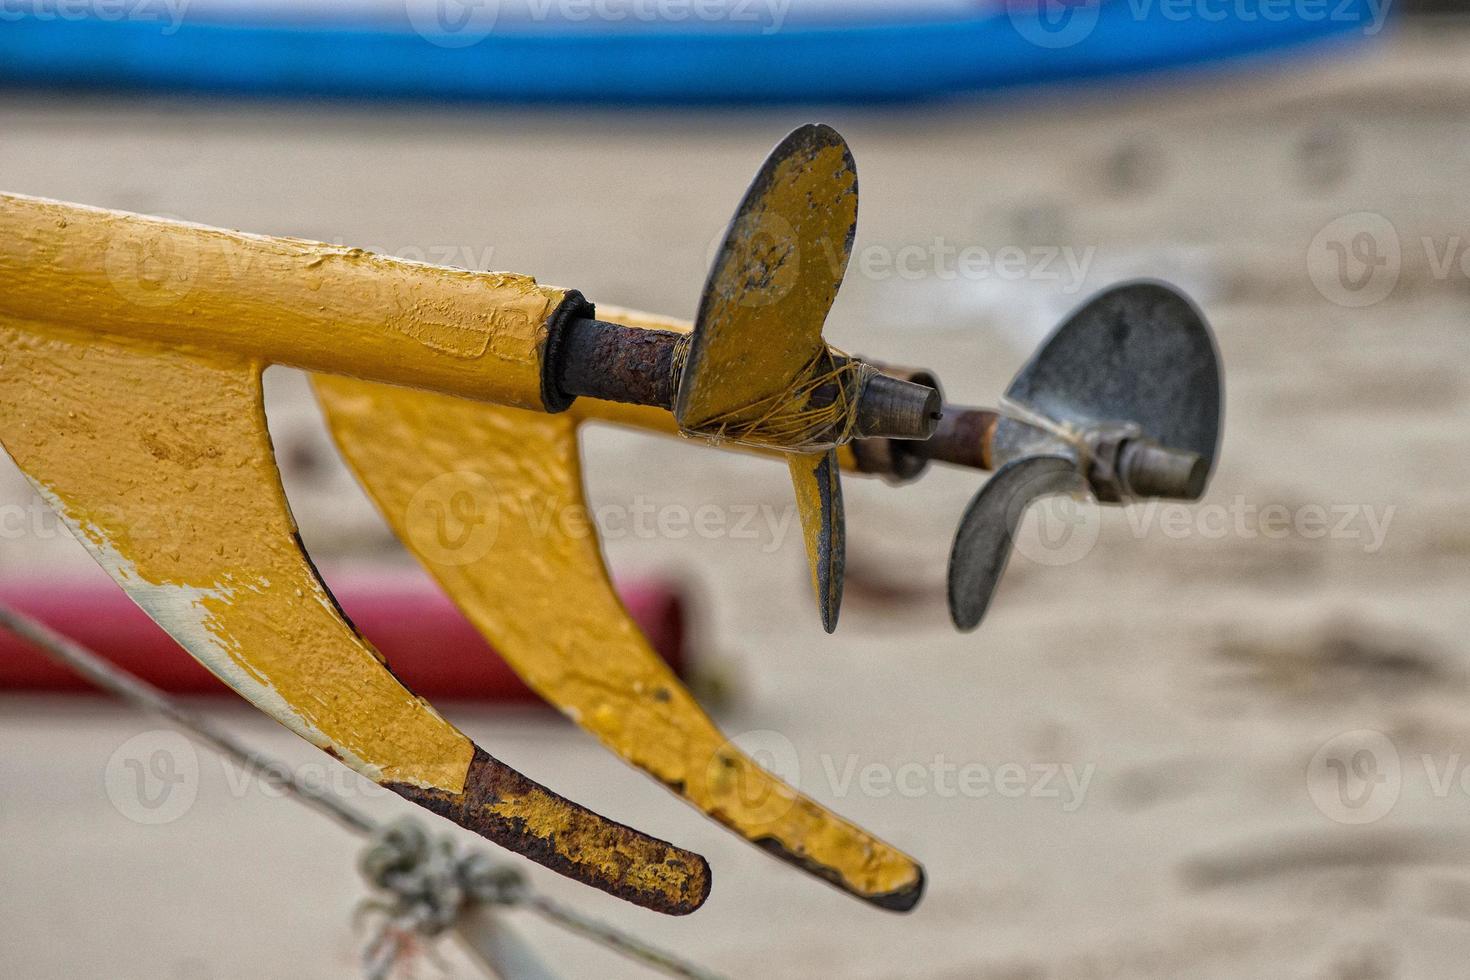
{"left": 1121, "top": 440, "right": 1209, "bottom": 501}
{"left": 854, "top": 373, "right": 942, "bottom": 441}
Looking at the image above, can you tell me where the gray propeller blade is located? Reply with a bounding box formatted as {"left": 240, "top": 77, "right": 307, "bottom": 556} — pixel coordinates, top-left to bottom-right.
{"left": 949, "top": 280, "right": 1224, "bottom": 633}
{"left": 991, "top": 280, "right": 1223, "bottom": 483}
{"left": 948, "top": 455, "right": 1087, "bottom": 632}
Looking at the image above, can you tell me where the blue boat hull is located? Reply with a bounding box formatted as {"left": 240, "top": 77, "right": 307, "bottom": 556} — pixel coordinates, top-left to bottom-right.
{"left": 0, "top": 5, "right": 1384, "bottom": 103}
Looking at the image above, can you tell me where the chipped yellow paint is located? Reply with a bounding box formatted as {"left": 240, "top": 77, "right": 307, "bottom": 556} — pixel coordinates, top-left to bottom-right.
{"left": 0, "top": 184, "right": 882, "bottom": 903}
{"left": 314, "top": 375, "right": 923, "bottom": 907}
{"left": 0, "top": 317, "right": 471, "bottom": 789}
{"left": 0, "top": 316, "right": 709, "bottom": 913}
{"left": 0, "top": 192, "right": 562, "bottom": 410}
{"left": 481, "top": 780, "right": 707, "bottom": 905}
{"left": 676, "top": 126, "right": 858, "bottom": 434}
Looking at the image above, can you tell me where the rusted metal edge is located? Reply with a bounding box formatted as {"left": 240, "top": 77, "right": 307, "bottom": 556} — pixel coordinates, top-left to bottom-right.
{"left": 389, "top": 747, "right": 712, "bottom": 916}
{"left": 924, "top": 407, "right": 1000, "bottom": 473}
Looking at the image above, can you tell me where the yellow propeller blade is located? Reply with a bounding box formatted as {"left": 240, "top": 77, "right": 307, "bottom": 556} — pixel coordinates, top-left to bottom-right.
{"left": 313, "top": 375, "right": 924, "bottom": 912}
{"left": 787, "top": 451, "right": 846, "bottom": 633}
{"left": 675, "top": 123, "right": 858, "bottom": 433}
{"left": 0, "top": 319, "right": 708, "bottom": 916}
{"left": 576, "top": 306, "right": 851, "bottom": 634}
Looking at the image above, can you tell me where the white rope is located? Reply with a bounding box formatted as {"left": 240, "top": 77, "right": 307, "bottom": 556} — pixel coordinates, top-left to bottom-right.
{"left": 995, "top": 395, "right": 1088, "bottom": 455}
{"left": 357, "top": 819, "right": 526, "bottom": 980}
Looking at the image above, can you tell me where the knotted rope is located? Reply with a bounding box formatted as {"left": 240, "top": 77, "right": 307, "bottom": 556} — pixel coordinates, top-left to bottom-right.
{"left": 358, "top": 819, "right": 526, "bottom": 979}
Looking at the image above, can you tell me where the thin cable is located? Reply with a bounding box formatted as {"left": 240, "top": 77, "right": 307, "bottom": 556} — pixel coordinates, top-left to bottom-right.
{"left": 671, "top": 338, "right": 875, "bottom": 453}
{"left": 0, "top": 602, "right": 373, "bottom": 834}
{"left": 0, "top": 600, "right": 722, "bottom": 980}
{"left": 526, "top": 895, "right": 723, "bottom": 980}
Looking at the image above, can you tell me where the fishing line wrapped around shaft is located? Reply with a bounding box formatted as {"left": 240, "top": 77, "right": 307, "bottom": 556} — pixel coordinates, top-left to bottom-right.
{"left": 994, "top": 396, "right": 1141, "bottom": 500}
{"left": 670, "top": 335, "right": 877, "bottom": 453}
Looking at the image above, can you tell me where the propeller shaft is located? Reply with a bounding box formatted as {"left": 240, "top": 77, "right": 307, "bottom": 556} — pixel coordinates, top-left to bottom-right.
{"left": 549, "top": 316, "right": 941, "bottom": 444}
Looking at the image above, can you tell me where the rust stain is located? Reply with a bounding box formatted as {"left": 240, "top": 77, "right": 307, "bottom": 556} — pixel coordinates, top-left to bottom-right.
{"left": 391, "top": 749, "right": 710, "bottom": 916}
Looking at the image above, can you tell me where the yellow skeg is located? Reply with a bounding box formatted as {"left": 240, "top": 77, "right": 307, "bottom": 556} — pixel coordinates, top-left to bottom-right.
{"left": 0, "top": 317, "right": 708, "bottom": 916}
{"left": 313, "top": 375, "right": 924, "bottom": 911}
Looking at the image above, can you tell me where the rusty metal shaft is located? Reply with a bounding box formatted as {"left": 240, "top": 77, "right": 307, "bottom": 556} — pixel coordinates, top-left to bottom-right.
{"left": 549, "top": 317, "right": 940, "bottom": 443}
{"left": 551, "top": 318, "right": 683, "bottom": 410}
{"left": 854, "top": 403, "right": 1204, "bottom": 501}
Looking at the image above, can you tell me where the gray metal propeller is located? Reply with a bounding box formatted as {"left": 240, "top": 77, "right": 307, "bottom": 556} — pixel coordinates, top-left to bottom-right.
{"left": 946, "top": 280, "right": 1224, "bottom": 632}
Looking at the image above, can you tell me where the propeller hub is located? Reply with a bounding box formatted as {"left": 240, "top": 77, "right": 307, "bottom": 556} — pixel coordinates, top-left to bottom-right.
{"left": 854, "top": 373, "right": 942, "bottom": 442}
{"left": 1118, "top": 439, "right": 1208, "bottom": 501}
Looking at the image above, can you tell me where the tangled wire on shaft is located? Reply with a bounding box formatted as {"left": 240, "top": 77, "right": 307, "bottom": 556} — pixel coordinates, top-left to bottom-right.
{"left": 670, "top": 336, "right": 876, "bottom": 453}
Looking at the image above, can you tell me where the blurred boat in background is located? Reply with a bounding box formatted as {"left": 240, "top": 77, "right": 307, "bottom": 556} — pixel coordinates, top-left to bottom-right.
{"left": 0, "top": 0, "right": 1386, "bottom": 103}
